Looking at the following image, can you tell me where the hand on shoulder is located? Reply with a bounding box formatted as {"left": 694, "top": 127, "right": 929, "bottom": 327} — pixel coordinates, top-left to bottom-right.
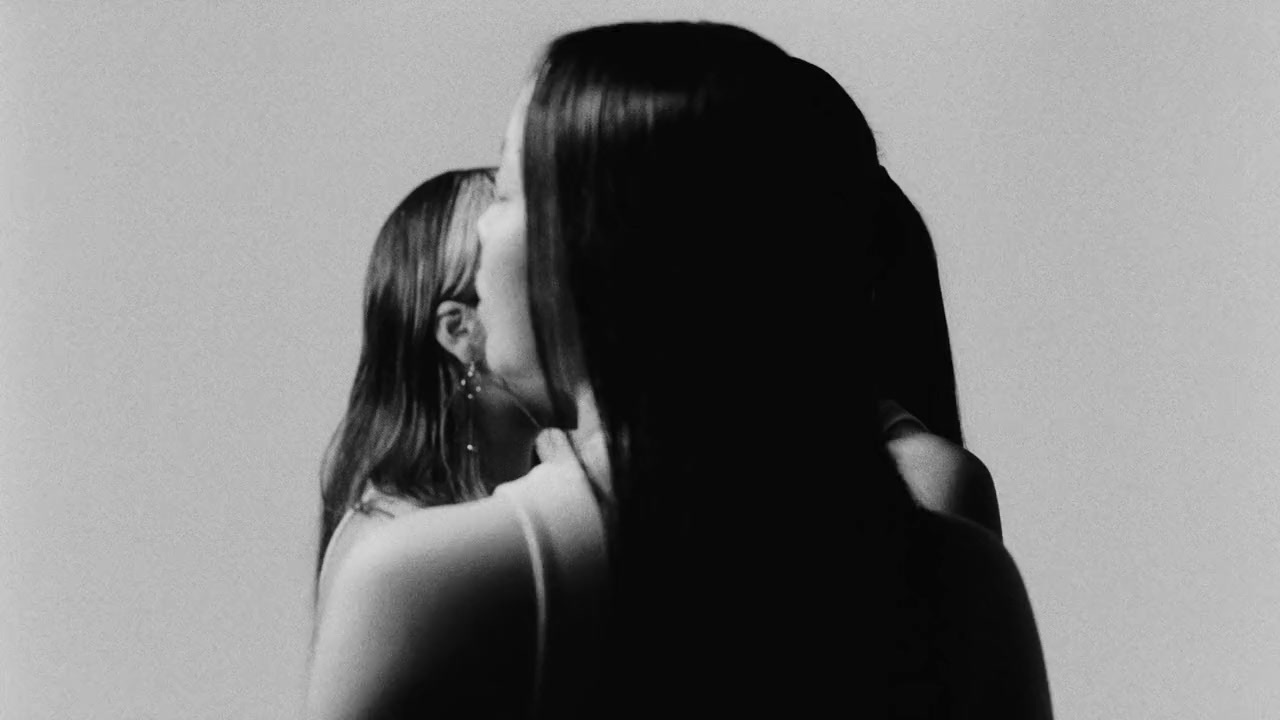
{"left": 887, "top": 431, "right": 1003, "bottom": 538}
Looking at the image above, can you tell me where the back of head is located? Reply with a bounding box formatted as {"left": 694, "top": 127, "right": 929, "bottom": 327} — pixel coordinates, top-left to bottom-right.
{"left": 785, "top": 57, "right": 965, "bottom": 445}
{"left": 871, "top": 173, "right": 965, "bottom": 444}
{"left": 523, "top": 23, "right": 916, "bottom": 712}
{"left": 317, "top": 168, "right": 494, "bottom": 577}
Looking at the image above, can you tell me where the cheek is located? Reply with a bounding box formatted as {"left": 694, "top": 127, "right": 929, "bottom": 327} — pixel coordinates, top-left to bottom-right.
{"left": 479, "top": 217, "right": 531, "bottom": 352}
{"left": 493, "top": 214, "right": 529, "bottom": 317}
{"left": 475, "top": 210, "right": 499, "bottom": 297}
{"left": 498, "top": 255, "right": 531, "bottom": 349}
{"left": 474, "top": 252, "right": 495, "bottom": 307}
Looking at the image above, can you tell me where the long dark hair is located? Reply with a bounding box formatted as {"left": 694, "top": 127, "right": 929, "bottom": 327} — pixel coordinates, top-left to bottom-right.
{"left": 523, "top": 23, "right": 917, "bottom": 710}
{"left": 317, "top": 168, "right": 494, "bottom": 576}
{"left": 803, "top": 70, "right": 965, "bottom": 445}
{"left": 872, "top": 172, "right": 966, "bottom": 445}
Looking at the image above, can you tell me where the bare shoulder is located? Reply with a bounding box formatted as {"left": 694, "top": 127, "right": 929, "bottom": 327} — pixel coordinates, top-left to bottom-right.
{"left": 315, "top": 508, "right": 398, "bottom": 613}
{"left": 307, "top": 497, "right": 536, "bottom": 719}
{"left": 341, "top": 498, "right": 530, "bottom": 585}
{"left": 887, "top": 432, "right": 1002, "bottom": 538}
{"left": 916, "top": 510, "right": 1054, "bottom": 718}
{"left": 316, "top": 491, "right": 432, "bottom": 611}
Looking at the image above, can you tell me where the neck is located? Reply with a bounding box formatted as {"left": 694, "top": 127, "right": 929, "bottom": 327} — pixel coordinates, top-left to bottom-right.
{"left": 476, "top": 403, "right": 539, "bottom": 489}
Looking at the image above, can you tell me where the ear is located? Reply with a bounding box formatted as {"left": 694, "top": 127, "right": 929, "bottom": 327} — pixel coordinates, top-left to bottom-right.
{"left": 434, "top": 300, "right": 483, "bottom": 366}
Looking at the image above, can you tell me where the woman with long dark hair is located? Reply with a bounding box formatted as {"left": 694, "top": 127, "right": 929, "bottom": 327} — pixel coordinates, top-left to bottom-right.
{"left": 314, "top": 168, "right": 544, "bottom": 606}
{"left": 307, "top": 22, "right": 1051, "bottom": 718}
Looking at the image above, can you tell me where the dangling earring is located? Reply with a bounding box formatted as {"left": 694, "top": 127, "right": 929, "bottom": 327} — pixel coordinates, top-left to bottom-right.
{"left": 460, "top": 360, "right": 481, "bottom": 454}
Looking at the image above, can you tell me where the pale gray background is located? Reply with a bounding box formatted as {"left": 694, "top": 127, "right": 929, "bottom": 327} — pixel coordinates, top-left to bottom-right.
{"left": 2, "top": 1, "right": 1277, "bottom": 718}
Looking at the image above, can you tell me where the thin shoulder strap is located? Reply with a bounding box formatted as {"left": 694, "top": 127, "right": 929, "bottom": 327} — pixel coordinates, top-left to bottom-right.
{"left": 494, "top": 462, "right": 610, "bottom": 719}
{"left": 318, "top": 488, "right": 415, "bottom": 600}
{"left": 317, "top": 507, "right": 362, "bottom": 592}
{"left": 498, "top": 482, "right": 549, "bottom": 717}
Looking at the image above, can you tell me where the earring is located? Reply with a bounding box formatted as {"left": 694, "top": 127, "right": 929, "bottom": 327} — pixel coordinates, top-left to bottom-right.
{"left": 460, "top": 360, "right": 481, "bottom": 454}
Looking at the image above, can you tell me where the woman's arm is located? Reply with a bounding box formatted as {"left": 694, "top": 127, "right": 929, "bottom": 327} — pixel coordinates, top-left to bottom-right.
{"left": 926, "top": 510, "right": 1053, "bottom": 718}
{"left": 306, "top": 499, "right": 537, "bottom": 719}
